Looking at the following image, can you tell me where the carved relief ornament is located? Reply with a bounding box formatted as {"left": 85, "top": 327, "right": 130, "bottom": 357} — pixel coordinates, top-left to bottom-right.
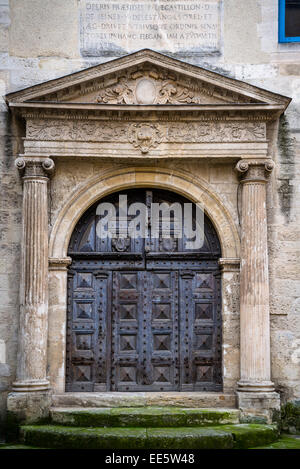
{"left": 235, "top": 159, "right": 275, "bottom": 183}
{"left": 15, "top": 157, "right": 55, "bottom": 178}
{"left": 26, "top": 119, "right": 267, "bottom": 153}
{"left": 127, "top": 123, "right": 164, "bottom": 153}
{"left": 95, "top": 68, "right": 253, "bottom": 105}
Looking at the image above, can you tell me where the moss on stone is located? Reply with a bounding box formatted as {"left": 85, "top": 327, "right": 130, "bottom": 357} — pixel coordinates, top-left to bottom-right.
{"left": 4, "top": 409, "right": 51, "bottom": 443}
{"left": 251, "top": 434, "right": 300, "bottom": 449}
{"left": 145, "top": 427, "right": 233, "bottom": 449}
{"left": 51, "top": 407, "right": 239, "bottom": 428}
{"left": 4, "top": 411, "right": 21, "bottom": 443}
{"left": 20, "top": 423, "right": 279, "bottom": 450}
{"left": 219, "top": 424, "right": 279, "bottom": 449}
{"left": 239, "top": 415, "right": 268, "bottom": 425}
{"left": 281, "top": 401, "right": 300, "bottom": 434}
{"left": 21, "top": 425, "right": 148, "bottom": 450}
{"left": 0, "top": 444, "right": 46, "bottom": 449}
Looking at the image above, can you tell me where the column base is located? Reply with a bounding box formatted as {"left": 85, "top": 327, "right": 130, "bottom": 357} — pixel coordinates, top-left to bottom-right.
{"left": 237, "top": 391, "right": 281, "bottom": 424}
{"left": 6, "top": 390, "right": 52, "bottom": 441}
{"left": 12, "top": 379, "right": 50, "bottom": 392}
{"left": 237, "top": 380, "right": 275, "bottom": 393}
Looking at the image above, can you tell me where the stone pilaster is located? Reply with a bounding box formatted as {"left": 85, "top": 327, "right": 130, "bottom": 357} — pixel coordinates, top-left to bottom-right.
{"left": 48, "top": 257, "right": 72, "bottom": 393}
{"left": 12, "top": 158, "right": 54, "bottom": 392}
{"left": 235, "top": 159, "right": 280, "bottom": 423}
{"left": 218, "top": 258, "right": 240, "bottom": 393}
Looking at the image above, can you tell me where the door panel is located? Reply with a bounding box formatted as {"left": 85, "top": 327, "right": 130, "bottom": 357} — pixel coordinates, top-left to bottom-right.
{"left": 111, "top": 271, "right": 143, "bottom": 391}
{"left": 66, "top": 188, "right": 222, "bottom": 392}
{"left": 66, "top": 270, "right": 110, "bottom": 392}
{"left": 179, "top": 270, "right": 222, "bottom": 391}
{"left": 111, "top": 270, "right": 180, "bottom": 391}
{"left": 146, "top": 271, "right": 179, "bottom": 391}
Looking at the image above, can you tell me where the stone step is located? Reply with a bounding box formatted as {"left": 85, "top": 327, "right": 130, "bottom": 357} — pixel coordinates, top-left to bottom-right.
{"left": 20, "top": 424, "right": 279, "bottom": 450}
{"left": 52, "top": 392, "right": 237, "bottom": 409}
{"left": 50, "top": 407, "right": 240, "bottom": 428}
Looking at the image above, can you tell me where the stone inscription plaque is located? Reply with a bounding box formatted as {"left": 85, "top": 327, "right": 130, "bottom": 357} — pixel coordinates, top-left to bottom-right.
{"left": 80, "top": 0, "right": 222, "bottom": 57}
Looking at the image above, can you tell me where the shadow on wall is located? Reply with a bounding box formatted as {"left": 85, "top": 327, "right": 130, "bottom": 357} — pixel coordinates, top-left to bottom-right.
{"left": 277, "top": 115, "right": 295, "bottom": 222}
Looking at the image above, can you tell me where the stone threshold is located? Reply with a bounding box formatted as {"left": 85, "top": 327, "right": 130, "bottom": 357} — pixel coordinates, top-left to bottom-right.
{"left": 52, "top": 392, "right": 237, "bottom": 409}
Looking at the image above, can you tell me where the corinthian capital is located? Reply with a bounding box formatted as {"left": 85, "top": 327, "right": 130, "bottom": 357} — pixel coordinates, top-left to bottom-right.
{"left": 235, "top": 159, "right": 275, "bottom": 183}
{"left": 15, "top": 157, "right": 55, "bottom": 178}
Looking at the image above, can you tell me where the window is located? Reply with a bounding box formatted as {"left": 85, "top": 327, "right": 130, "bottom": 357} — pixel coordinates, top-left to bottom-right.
{"left": 279, "top": 0, "right": 300, "bottom": 42}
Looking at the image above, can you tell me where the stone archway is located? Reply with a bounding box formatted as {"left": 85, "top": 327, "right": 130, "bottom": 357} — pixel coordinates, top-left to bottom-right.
{"left": 65, "top": 187, "right": 223, "bottom": 393}
{"left": 48, "top": 167, "right": 240, "bottom": 394}
{"left": 49, "top": 167, "right": 240, "bottom": 260}
{"left": 7, "top": 49, "right": 290, "bottom": 421}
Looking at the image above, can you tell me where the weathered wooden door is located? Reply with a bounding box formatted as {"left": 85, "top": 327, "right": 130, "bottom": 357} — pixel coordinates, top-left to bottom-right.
{"left": 66, "top": 189, "right": 222, "bottom": 392}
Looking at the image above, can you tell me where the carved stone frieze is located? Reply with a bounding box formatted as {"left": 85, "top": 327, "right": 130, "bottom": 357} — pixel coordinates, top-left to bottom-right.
{"left": 26, "top": 119, "right": 267, "bottom": 153}
{"left": 167, "top": 122, "right": 266, "bottom": 143}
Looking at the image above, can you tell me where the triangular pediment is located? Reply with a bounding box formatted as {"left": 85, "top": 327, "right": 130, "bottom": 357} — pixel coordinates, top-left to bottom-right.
{"left": 6, "top": 49, "right": 290, "bottom": 110}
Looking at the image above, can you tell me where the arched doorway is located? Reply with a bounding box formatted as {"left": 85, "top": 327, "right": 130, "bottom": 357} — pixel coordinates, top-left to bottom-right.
{"left": 66, "top": 189, "right": 222, "bottom": 392}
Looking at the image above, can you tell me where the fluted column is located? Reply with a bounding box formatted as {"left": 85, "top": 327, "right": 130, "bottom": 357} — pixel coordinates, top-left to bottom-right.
{"left": 236, "top": 159, "right": 275, "bottom": 393}
{"left": 13, "top": 158, "right": 54, "bottom": 392}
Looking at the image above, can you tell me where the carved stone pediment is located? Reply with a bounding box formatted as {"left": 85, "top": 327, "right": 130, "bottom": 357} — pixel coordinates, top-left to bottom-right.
{"left": 6, "top": 49, "right": 291, "bottom": 110}
{"left": 53, "top": 66, "right": 257, "bottom": 105}
{"left": 5, "top": 49, "right": 291, "bottom": 159}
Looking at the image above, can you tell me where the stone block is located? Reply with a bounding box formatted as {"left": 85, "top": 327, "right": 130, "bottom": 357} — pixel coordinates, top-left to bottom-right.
{"left": 79, "top": 0, "right": 222, "bottom": 58}
{"left": 0, "top": 3, "right": 9, "bottom": 25}
{"left": 0, "top": 363, "right": 10, "bottom": 377}
{"left": 237, "top": 392, "right": 281, "bottom": 424}
{"left": 223, "top": 0, "right": 268, "bottom": 64}
{"left": 9, "top": 0, "right": 79, "bottom": 58}
{"left": 0, "top": 25, "right": 8, "bottom": 52}
{"left": 6, "top": 391, "right": 52, "bottom": 424}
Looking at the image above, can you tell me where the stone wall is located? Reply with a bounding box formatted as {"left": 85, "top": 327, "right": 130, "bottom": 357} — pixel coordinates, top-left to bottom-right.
{"left": 1, "top": 0, "right": 300, "bottom": 430}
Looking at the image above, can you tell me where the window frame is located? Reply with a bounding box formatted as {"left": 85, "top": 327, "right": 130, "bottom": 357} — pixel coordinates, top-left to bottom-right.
{"left": 279, "top": 0, "right": 300, "bottom": 43}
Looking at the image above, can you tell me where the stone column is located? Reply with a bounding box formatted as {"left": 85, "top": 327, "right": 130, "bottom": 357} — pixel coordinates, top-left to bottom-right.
{"left": 235, "top": 159, "right": 280, "bottom": 422}
{"left": 12, "top": 157, "right": 54, "bottom": 392}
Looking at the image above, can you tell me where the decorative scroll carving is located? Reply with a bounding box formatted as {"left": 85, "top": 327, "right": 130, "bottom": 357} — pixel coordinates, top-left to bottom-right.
{"left": 15, "top": 157, "right": 55, "bottom": 178}
{"left": 235, "top": 159, "right": 275, "bottom": 183}
{"left": 95, "top": 68, "right": 254, "bottom": 106}
{"left": 127, "top": 123, "right": 164, "bottom": 153}
{"left": 26, "top": 119, "right": 266, "bottom": 152}
{"left": 27, "top": 120, "right": 128, "bottom": 142}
